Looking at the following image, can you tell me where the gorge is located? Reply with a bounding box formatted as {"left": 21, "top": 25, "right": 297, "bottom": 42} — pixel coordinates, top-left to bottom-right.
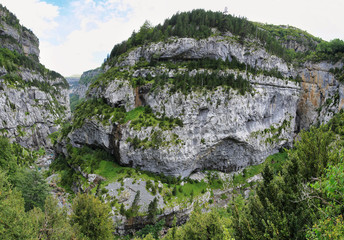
{"left": 1, "top": 5, "right": 344, "bottom": 240}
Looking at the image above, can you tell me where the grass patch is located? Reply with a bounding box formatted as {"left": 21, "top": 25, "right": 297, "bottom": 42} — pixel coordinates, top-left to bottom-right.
{"left": 124, "top": 106, "right": 145, "bottom": 122}
{"left": 232, "top": 151, "right": 288, "bottom": 187}
{"left": 94, "top": 161, "right": 134, "bottom": 185}
{"left": 173, "top": 181, "right": 208, "bottom": 202}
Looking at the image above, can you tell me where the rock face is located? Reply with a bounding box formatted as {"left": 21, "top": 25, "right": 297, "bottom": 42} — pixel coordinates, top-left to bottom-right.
{"left": 0, "top": 5, "right": 39, "bottom": 61}
{"left": 70, "top": 74, "right": 299, "bottom": 177}
{"left": 117, "top": 36, "right": 295, "bottom": 78}
{"left": 0, "top": 66, "right": 70, "bottom": 148}
{"left": 70, "top": 83, "right": 89, "bottom": 99}
{"left": 63, "top": 35, "right": 343, "bottom": 178}
{"left": 297, "top": 61, "right": 344, "bottom": 130}
{"left": 64, "top": 35, "right": 304, "bottom": 177}
{"left": 79, "top": 67, "right": 103, "bottom": 85}
{"left": 67, "top": 76, "right": 86, "bottom": 98}
{"left": 0, "top": 5, "right": 70, "bottom": 149}
{"left": 0, "top": 72, "right": 70, "bottom": 149}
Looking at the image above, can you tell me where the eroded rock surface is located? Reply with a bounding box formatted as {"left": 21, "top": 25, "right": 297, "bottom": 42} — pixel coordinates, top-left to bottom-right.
{"left": 64, "top": 36, "right": 343, "bottom": 178}
{"left": 0, "top": 6, "right": 70, "bottom": 149}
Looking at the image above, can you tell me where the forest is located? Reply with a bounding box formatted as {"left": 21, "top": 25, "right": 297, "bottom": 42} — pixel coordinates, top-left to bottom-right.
{"left": 104, "top": 9, "right": 344, "bottom": 69}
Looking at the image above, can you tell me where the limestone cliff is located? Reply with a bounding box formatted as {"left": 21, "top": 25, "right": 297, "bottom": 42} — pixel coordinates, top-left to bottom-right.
{"left": 0, "top": 4, "right": 70, "bottom": 149}
{"left": 0, "top": 4, "right": 39, "bottom": 61}
{"left": 62, "top": 34, "right": 302, "bottom": 177}
{"left": 115, "top": 36, "right": 295, "bottom": 78}
{"left": 297, "top": 61, "right": 344, "bottom": 130}
{"left": 59, "top": 10, "right": 343, "bottom": 178}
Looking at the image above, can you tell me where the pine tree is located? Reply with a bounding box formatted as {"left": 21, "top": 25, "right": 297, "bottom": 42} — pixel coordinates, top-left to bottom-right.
{"left": 147, "top": 197, "right": 158, "bottom": 223}
{"left": 172, "top": 185, "right": 177, "bottom": 196}
{"left": 14, "top": 168, "right": 49, "bottom": 211}
{"left": 120, "top": 203, "right": 126, "bottom": 216}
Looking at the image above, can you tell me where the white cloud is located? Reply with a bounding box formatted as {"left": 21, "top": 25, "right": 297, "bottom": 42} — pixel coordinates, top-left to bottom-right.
{"left": 1, "top": 0, "right": 344, "bottom": 77}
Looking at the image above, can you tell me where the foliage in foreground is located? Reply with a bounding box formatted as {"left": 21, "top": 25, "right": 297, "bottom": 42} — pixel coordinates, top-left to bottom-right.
{"left": 163, "top": 207, "right": 234, "bottom": 240}
{"left": 0, "top": 137, "right": 114, "bottom": 240}
{"left": 71, "top": 193, "right": 113, "bottom": 240}
{"left": 229, "top": 124, "right": 343, "bottom": 240}
{"left": 0, "top": 169, "right": 113, "bottom": 240}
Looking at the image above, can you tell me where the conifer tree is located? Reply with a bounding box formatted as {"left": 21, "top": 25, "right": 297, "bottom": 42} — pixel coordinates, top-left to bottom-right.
{"left": 147, "top": 197, "right": 158, "bottom": 224}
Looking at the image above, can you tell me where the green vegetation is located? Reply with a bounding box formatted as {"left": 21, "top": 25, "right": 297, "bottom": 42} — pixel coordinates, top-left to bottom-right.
{"left": 151, "top": 70, "right": 252, "bottom": 95}
{"left": 69, "top": 94, "right": 85, "bottom": 112}
{"left": 36, "top": 195, "right": 74, "bottom": 240}
{"left": 106, "top": 9, "right": 293, "bottom": 66}
{"left": 0, "top": 170, "right": 41, "bottom": 240}
{"left": 4, "top": 107, "right": 344, "bottom": 239}
{"left": 50, "top": 143, "right": 236, "bottom": 212}
{"left": 306, "top": 162, "right": 344, "bottom": 239}
{"left": 135, "top": 220, "right": 165, "bottom": 240}
{"left": 0, "top": 136, "right": 43, "bottom": 173}
{"left": 310, "top": 38, "right": 344, "bottom": 62}
{"left": 106, "top": 9, "right": 344, "bottom": 68}
{"left": 256, "top": 23, "right": 321, "bottom": 52}
{"left": 71, "top": 98, "right": 126, "bottom": 129}
{"left": 71, "top": 193, "right": 113, "bottom": 240}
{"left": 79, "top": 67, "right": 103, "bottom": 85}
{"left": 68, "top": 99, "right": 183, "bottom": 149}
{"left": 90, "top": 55, "right": 302, "bottom": 102}
{"left": 0, "top": 4, "right": 21, "bottom": 31}
{"left": 13, "top": 168, "right": 49, "bottom": 211}
{"left": 0, "top": 47, "right": 69, "bottom": 113}
{"left": 163, "top": 207, "right": 234, "bottom": 240}
{"left": 330, "top": 65, "right": 344, "bottom": 83}
{"left": 91, "top": 60, "right": 257, "bottom": 97}
{"left": 72, "top": 99, "right": 182, "bottom": 130}
{"left": 149, "top": 111, "right": 344, "bottom": 240}
{"left": 230, "top": 151, "right": 288, "bottom": 188}
{"left": 147, "top": 197, "right": 159, "bottom": 223}
{"left": 228, "top": 121, "right": 343, "bottom": 239}
{"left": 145, "top": 56, "right": 287, "bottom": 80}
{"left": 0, "top": 136, "right": 115, "bottom": 239}
{"left": 0, "top": 48, "right": 67, "bottom": 85}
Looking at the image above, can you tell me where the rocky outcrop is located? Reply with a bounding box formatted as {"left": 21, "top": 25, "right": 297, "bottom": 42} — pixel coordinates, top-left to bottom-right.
{"left": 0, "top": 4, "right": 39, "bottom": 60}
{"left": 0, "top": 5, "right": 70, "bottom": 149}
{"left": 68, "top": 69, "right": 299, "bottom": 177}
{"left": 79, "top": 67, "right": 103, "bottom": 85}
{"left": 116, "top": 36, "right": 296, "bottom": 78}
{"left": 297, "top": 61, "right": 344, "bottom": 130}
{"left": 0, "top": 68, "right": 70, "bottom": 149}
{"left": 67, "top": 76, "right": 87, "bottom": 98}
{"left": 63, "top": 34, "right": 343, "bottom": 178}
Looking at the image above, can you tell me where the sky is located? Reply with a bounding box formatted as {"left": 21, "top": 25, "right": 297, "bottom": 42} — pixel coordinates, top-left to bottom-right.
{"left": 0, "top": 0, "right": 343, "bottom": 77}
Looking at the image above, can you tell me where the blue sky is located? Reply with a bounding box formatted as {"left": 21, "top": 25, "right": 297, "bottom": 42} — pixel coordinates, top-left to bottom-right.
{"left": 1, "top": 0, "right": 344, "bottom": 76}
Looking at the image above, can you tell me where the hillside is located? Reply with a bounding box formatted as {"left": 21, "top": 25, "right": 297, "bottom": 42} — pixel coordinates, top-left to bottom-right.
{"left": 0, "top": 4, "right": 70, "bottom": 148}
{"left": 1, "top": 7, "right": 344, "bottom": 240}
{"left": 47, "top": 9, "right": 344, "bottom": 237}
{"left": 58, "top": 10, "right": 344, "bottom": 176}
